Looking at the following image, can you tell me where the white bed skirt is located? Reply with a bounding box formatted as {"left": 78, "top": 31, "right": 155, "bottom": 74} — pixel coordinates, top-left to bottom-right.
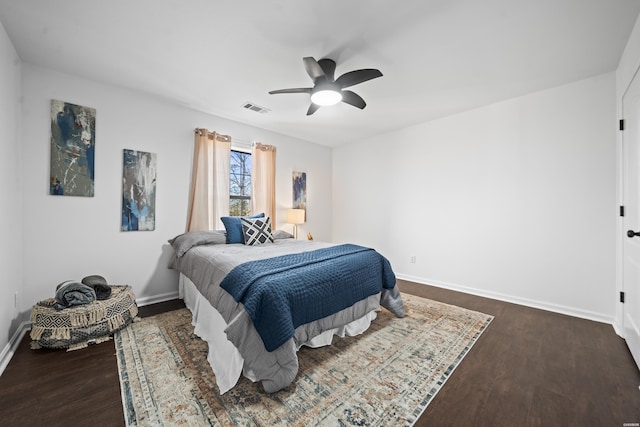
{"left": 179, "top": 273, "right": 377, "bottom": 394}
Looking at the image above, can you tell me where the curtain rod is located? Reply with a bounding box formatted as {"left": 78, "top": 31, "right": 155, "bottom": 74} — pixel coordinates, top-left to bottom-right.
{"left": 194, "top": 128, "right": 253, "bottom": 147}
{"left": 194, "top": 128, "right": 231, "bottom": 142}
{"left": 195, "top": 128, "right": 252, "bottom": 148}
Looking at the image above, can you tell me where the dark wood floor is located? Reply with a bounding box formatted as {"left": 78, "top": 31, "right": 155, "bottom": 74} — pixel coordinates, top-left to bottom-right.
{"left": 0, "top": 281, "right": 638, "bottom": 426}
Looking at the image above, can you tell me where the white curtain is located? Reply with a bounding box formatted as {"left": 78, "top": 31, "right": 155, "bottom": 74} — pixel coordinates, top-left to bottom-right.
{"left": 186, "top": 129, "right": 231, "bottom": 231}
{"left": 251, "top": 142, "right": 277, "bottom": 225}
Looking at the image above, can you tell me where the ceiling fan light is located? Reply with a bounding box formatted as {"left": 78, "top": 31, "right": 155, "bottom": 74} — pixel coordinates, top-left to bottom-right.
{"left": 311, "top": 89, "right": 342, "bottom": 106}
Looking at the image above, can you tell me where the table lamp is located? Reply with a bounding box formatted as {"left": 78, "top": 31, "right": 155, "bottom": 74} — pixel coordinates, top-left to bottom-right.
{"left": 286, "top": 208, "right": 305, "bottom": 239}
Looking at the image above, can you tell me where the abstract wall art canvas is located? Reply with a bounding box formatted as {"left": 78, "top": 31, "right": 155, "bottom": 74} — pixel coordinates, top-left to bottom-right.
{"left": 49, "top": 100, "right": 96, "bottom": 197}
{"left": 122, "top": 149, "right": 157, "bottom": 231}
{"left": 293, "top": 171, "right": 306, "bottom": 209}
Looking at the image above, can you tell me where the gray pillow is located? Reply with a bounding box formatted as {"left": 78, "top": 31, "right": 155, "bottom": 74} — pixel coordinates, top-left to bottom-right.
{"left": 168, "top": 230, "right": 226, "bottom": 256}
{"left": 272, "top": 229, "right": 294, "bottom": 240}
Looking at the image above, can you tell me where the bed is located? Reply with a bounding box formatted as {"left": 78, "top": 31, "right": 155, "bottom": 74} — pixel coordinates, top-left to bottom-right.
{"left": 168, "top": 229, "right": 405, "bottom": 394}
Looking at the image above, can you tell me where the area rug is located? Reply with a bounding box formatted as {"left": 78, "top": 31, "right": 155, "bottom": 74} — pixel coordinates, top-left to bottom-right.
{"left": 115, "top": 293, "right": 493, "bottom": 426}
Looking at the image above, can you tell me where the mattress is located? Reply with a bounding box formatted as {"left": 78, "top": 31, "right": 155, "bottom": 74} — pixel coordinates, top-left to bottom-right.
{"left": 180, "top": 274, "right": 377, "bottom": 394}
{"left": 169, "top": 236, "right": 404, "bottom": 393}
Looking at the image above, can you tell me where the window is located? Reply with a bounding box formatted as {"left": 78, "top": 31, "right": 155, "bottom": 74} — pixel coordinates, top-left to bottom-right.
{"left": 229, "top": 150, "right": 252, "bottom": 216}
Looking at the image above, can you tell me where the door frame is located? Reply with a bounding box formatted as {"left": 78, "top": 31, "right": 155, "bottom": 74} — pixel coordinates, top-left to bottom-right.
{"left": 616, "top": 62, "right": 640, "bottom": 341}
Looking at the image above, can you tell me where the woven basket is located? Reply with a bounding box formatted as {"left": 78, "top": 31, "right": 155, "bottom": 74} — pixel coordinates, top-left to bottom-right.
{"left": 30, "top": 285, "right": 138, "bottom": 351}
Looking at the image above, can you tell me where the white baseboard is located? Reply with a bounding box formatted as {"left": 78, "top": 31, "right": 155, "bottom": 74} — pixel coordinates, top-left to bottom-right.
{"left": 0, "top": 320, "right": 30, "bottom": 377}
{"left": 0, "top": 291, "right": 180, "bottom": 378}
{"left": 3, "top": 279, "right": 614, "bottom": 375}
{"left": 612, "top": 320, "right": 625, "bottom": 338}
{"left": 396, "top": 273, "right": 614, "bottom": 326}
{"left": 135, "top": 291, "right": 179, "bottom": 307}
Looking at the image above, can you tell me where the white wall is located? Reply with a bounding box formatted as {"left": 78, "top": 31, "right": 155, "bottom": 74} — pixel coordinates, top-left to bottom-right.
{"left": 20, "top": 64, "right": 332, "bottom": 309}
{"left": 333, "top": 73, "right": 616, "bottom": 322}
{"left": 615, "top": 13, "right": 640, "bottom": 332}
{"left": 0, "top": 22, "right": 23, "bottom": 361}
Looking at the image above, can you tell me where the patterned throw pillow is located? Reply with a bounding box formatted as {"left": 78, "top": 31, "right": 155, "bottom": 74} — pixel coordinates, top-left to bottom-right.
{"left": 241, "top": 216, "right": 274, "bottom": 245}
{"left": 221, "top": 213, "right": 265, "bottom": 244}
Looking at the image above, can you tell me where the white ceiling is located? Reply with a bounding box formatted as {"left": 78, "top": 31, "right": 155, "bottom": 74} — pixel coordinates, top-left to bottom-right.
{"left": 1, "top": 0, "right": 639, "bottom": 147}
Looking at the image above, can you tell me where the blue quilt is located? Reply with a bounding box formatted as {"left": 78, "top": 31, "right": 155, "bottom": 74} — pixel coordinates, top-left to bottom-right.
{"left": 220, "top": 244, "right": 396, "bottom": 352}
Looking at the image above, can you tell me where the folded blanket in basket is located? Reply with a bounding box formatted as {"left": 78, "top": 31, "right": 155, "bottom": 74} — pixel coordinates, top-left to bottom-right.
{"left": 53, "top": 280, "right": 96, "bottom": 310}
{"left": 81, "top": 274, "right": 112, "bottom": 300}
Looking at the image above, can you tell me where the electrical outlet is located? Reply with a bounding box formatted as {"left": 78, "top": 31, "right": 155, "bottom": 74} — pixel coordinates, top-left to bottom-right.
{"left": 410, "top": 256, "right": 416, "bottom": 264}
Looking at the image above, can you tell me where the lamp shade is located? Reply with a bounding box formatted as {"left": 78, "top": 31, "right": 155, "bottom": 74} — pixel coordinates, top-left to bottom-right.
{"left": 286, "top": 208, "right": 305, "bottom": 224}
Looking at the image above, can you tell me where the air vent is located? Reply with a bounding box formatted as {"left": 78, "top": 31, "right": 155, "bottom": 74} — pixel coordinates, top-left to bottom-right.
{"left": 242, "top": 102, "right": 270, "bottom": 114}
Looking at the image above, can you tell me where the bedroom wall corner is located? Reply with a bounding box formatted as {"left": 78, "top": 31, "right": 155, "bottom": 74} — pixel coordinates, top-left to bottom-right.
{"left": 275, "top": 140, "right": 332, "bottom": 242}
{"left": 0, "top": 19, "right": 24, "bottom": 372}
{"left": 333, "top": 72, "right": 617, "bottom": 322}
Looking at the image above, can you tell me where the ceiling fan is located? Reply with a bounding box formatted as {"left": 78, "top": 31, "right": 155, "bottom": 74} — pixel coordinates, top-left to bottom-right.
{"left": 268, "top": 57, "right": 383, "bottom": 116}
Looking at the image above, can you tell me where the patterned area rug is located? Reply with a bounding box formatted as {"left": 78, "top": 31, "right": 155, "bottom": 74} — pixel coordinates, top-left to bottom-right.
{"left": 115, "top": 293, "right": 493, "bottom": 426}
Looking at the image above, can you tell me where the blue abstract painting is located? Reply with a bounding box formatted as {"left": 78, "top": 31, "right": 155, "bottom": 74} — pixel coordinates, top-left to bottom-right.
{"left": 122, "top": 149, "right": 157, "bottom": 231}
{"left": 49, "top": 100, "right": 96, "bottom": 197}
{"left": 293, "top": 171, "right": 306, "bottom": 209}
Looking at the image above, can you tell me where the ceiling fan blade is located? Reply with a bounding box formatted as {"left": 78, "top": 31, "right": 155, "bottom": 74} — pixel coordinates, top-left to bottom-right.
{"left": 317, "top": 58, "right": 337, "bottom": 82}
{"left": 341, "top": 90, "right": 366, "bottom": 109}
{"left": 303, "top": 57, "right": 326, "bottom": 82}
{"left": 268, "top": 88, "right": 312, "bottom": 94}
{"left": 307, "top": 103, "right": 321, "bottom": 116}
{"left": 335, "top": 69, "right": 383, "bottom": 89}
